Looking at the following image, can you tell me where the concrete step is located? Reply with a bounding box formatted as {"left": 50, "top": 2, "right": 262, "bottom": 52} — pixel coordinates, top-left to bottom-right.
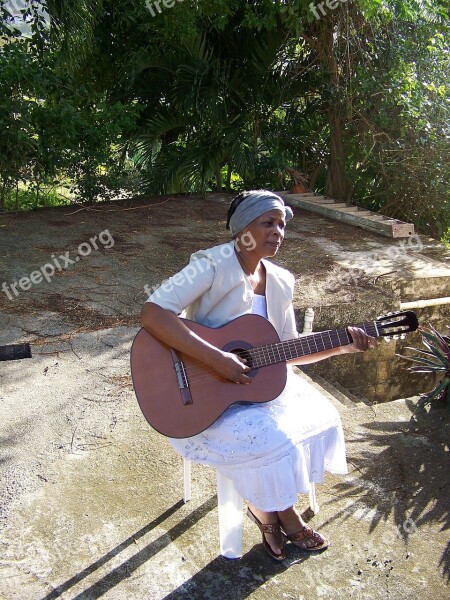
{"left": 277, "top": 191, "right": 415, "bottom": 238}
{"left": 333, "top": 207, "right": 373, "bottom": 216}
{"left": 306, "top": 373, "right": 373, "bottom": 408}
{"left": 364, "top": 215, "right": 389, "bottom": 221}
{"left": 306, "top": 197, "right": 334, "bottom": 204}
{"left": 332, "top": 206, "right": 360, "bottom": 212}
{"left": 293, "top": 368, "right": 371, "bottom": 410}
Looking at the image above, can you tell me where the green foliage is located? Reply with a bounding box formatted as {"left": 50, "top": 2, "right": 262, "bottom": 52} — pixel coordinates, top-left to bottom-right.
{"left": 0, "top": 2, "right": 142, "bottom": 208}
{"left": 400, "top": 324, "right": 450, "bottom": 413}
{"left": 3, "top": 184, "right": 71, "bottom": 211}
{"left": 0, "top": 0, "right": 448, "bottom": 238}
{"left": 441, "top": 228, "right": 450, "bottom": 249}
{"left": 125, "top": 26, "right": 301, "bottom": 194}
{"left": 345, "top": 11, "right": 450, "bottom": 237}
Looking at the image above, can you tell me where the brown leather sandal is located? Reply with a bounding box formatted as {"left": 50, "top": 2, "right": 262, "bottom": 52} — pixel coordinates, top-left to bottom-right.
{"left": 282, "top": 525, "right": 330, "bottom": 552}
{"left": 246, "top": 507, "right": 286, "bottom": 561}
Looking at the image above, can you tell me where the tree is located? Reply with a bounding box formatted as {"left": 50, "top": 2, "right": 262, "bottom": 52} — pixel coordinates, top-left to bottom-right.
{"left": 1, "top": 0, "right": 448, "bottom": 237}
{"left": 0, "top": 0, "right": 141, "bottom": 206}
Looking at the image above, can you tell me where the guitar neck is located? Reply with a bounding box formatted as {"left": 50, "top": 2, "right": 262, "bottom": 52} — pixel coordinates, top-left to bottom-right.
{"left": 248, "top": 321, "right": 379, "bottom": 368}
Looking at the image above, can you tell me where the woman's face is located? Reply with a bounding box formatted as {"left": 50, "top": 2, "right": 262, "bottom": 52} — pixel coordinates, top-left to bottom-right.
{"left": 237, "top": 209, "right": 286, "bottom": 257}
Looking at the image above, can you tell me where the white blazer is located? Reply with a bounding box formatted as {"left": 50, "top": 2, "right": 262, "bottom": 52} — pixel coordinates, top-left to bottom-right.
{"left": 147, "top": 241, "right": 299, "bottom": 341}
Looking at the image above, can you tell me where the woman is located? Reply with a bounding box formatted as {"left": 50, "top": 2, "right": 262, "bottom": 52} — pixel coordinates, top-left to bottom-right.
{"left": 140, "top": 190, "right": 376, "bottom": 561}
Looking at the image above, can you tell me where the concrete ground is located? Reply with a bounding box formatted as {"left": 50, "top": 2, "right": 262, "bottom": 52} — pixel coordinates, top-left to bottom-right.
{"left": 1, "top": 194, "right": 449, "bottom": 599}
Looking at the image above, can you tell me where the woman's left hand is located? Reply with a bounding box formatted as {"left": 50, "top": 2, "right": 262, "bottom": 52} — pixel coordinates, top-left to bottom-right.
{"left": 343, "top": 326, "right": 377, "bottom": 353}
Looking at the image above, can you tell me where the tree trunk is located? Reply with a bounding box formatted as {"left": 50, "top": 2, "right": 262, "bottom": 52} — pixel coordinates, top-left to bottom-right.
{"left": 325, "top": 108, "right": 347, "bottom": 199}
{"left": 321, "top": 18, "right": 348, "bottom": 200}
{"left": 35, "top": 179, "right": 40, "bottom": 209}
{"left": 0, "top": 179, "right": 6, "bottom": 211}
{"left": 226, "top": 164, "right": 232, "bottom": 192}
{"left": 15, "top": 181, "right": 19, "bottom": 210}
{"left": 215, "top": 164, "right": 222, "bottom": 191}
{"left": 309, "top": 162, "right": 326, "bottom": 191}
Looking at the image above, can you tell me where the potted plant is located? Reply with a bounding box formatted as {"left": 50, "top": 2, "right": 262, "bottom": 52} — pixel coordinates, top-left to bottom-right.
{"left": 400, "top": 324, "right": 450, "bottom": 413}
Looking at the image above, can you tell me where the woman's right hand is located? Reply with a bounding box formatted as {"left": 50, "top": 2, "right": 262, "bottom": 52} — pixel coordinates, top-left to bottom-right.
{"left": 210, "top": 351, "right": 253, "bottom": 384}
{"left": 141, "top": 303, "right": 252, "bottom": 384}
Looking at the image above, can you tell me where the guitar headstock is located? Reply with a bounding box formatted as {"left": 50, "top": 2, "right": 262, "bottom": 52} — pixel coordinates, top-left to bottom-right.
{"left": 376, "top": 311, "right": 419, "bottom": 341}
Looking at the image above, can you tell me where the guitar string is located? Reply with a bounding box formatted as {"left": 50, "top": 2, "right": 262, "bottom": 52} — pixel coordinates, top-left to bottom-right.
{"left": 185, "top": 323, "right": 377, "bottom": 372}
{"left": 172, "top": 324, "right": 380, "bottom": 384}
{"left": 176, "top": 337, "right": 350, "bottom": 385}
{"left": 166, "top": 320, "right": 410, "bottom": 387}
{"left": 177, "top": 329, "right": 354, "bottom": 380}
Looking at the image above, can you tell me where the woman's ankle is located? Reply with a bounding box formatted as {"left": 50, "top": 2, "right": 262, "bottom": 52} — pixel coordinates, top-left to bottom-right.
{"left": 277, "top": 506, "right": 306, "bottom": 533}
{"left": 247, "top": 504, "right": 284, "bottom": 555}
{"left": 247, "top": 503, "right": 278, "bottom": 524}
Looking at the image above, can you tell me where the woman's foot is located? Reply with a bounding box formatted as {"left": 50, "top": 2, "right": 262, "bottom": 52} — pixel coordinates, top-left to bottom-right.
{"left": 277, "top": 506, "right": 329, "bottom": 551}
{"left": 246, "top": 503, "right": 285, "bottom": 560}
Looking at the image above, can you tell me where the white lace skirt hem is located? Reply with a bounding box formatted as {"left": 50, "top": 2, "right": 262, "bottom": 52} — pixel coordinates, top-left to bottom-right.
{"left": 218, "top": 424, "right": 347, "bottom": 512}
{"left": 169, "top": 368, "right": 348, "bottom": 511}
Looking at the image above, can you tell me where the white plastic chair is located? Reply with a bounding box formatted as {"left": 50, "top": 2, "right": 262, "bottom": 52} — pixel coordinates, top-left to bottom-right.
{"left": 183, "top": 458, "right": 320, "bottom": 559}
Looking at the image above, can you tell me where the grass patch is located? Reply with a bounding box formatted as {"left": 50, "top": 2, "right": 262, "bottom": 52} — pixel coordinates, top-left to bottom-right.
{"left": 2, "top": 183, "right": 73, "bottom": 211}
{"left": 441, "top": 227, "right": 450, "bottom": 249}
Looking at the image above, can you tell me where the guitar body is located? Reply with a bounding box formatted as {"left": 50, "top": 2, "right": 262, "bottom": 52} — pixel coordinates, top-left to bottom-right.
{"left": 131, "top": 309, "right": 418, "bottom": 438}
{"left": 131, "top": 314, "right": 287, "bottom": 438}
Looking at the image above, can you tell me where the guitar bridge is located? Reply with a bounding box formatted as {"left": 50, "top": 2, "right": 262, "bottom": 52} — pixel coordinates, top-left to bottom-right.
{"left": 174, "top": 361, "right": 188, "bottom": 388}
{"left": 170, "top": 349, "right": 193, "bottom": 406}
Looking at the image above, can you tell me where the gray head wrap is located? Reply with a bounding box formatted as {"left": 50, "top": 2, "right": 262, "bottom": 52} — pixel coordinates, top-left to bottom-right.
{"left": 229, "top": 191, "right": 294, "bottom": 236}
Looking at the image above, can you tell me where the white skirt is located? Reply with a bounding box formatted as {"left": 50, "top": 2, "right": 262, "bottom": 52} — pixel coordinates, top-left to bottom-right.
{"left": 169, "top": 367, "right": 348, "bottom": 511}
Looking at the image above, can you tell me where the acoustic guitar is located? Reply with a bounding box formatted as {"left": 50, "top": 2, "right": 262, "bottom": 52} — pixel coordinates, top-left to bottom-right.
{"left": 130, "top": 311, "right": 418, "bottom": 438}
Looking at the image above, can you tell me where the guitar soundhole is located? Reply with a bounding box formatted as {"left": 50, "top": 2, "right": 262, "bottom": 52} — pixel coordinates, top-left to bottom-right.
{"left": 235, "top": 348, "right": 253, "bottom": 366}
{"left": 222, "top": 341, "right": 258, "bottom": 377}
{"left": 235, "top": 349, "right": 259, "bottom": 377}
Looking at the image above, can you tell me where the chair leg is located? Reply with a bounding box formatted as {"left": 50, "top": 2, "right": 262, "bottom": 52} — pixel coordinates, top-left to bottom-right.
{"left": 216, "top": 470, "right": 243, "bottom": 559}
{"left": 183, "top": 458, "right": 191, "bottom": 503}
{"left": 184, "top": 460, "right": 317, "bottom": 556}
{"left": 308, "top": 483, "right": 320, "bottom": 514}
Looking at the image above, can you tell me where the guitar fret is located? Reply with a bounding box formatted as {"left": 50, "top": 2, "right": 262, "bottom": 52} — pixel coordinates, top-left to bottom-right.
{"left": 271, "top": 344, "right": 278, "bottom": 364}
{"left": 338, "top": 328, "right": 350, "bottom": 346}
{"left": 249, "top": 319, "right": 382, "bottom": 368}
{"left": 316, "top": 334, "right": 325, "bottom": 352}
{"left": 269, "top": 344, "right": 277, "bottom": 365}
{"left": 288, "top": 340, "right": 296, "bottom": 360}
{"left": 327, "top": 331, "right": 333, "bottom": 347}
{"left": 276, "top": 343, "right": 283, "bottom": 363}
{"left": 314, "top": 336, "right": 319, "bottom": 351}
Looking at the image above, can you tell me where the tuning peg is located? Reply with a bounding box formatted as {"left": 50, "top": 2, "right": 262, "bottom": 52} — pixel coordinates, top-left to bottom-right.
{"left": 393, "top": 334, "right": 399, "bottom": 340}
{"left": 384, "top": 336, "right": 391, "bottom": 342}
{"left": 400, "top": 333, "right": 406, "bottom": 339}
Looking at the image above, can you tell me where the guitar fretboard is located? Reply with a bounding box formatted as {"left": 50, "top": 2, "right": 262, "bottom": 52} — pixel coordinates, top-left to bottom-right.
{"left": 246, "top": 322, "right": 378, "bottom": 368}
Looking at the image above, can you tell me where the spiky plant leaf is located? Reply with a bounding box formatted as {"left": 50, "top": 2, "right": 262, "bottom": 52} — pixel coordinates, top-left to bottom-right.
{"left": 401, "top": 323, "right": 450, "bottom": 412}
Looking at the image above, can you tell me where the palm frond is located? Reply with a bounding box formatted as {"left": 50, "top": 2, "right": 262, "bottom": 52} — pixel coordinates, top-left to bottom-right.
{"left": 46, "top": 0, "right": 104, "bottom": 69}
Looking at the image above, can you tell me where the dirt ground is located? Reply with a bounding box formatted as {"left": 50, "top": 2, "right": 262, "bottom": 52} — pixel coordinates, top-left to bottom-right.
{"left": 0, "top": 194, "right": 449, "bottom": 599}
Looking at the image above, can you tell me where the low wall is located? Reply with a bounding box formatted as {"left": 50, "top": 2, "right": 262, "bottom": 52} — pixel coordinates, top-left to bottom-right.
{"left": 297, "top": 293, "right": 449, "bottom": 403}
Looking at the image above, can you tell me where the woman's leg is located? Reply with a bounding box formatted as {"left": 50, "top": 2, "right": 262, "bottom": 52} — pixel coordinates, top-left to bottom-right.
{"left": 246, "top": 503, "right": 284, "bottom": 556}
{"left": 277, "top": 506, "right": 328, "bottom": 550}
